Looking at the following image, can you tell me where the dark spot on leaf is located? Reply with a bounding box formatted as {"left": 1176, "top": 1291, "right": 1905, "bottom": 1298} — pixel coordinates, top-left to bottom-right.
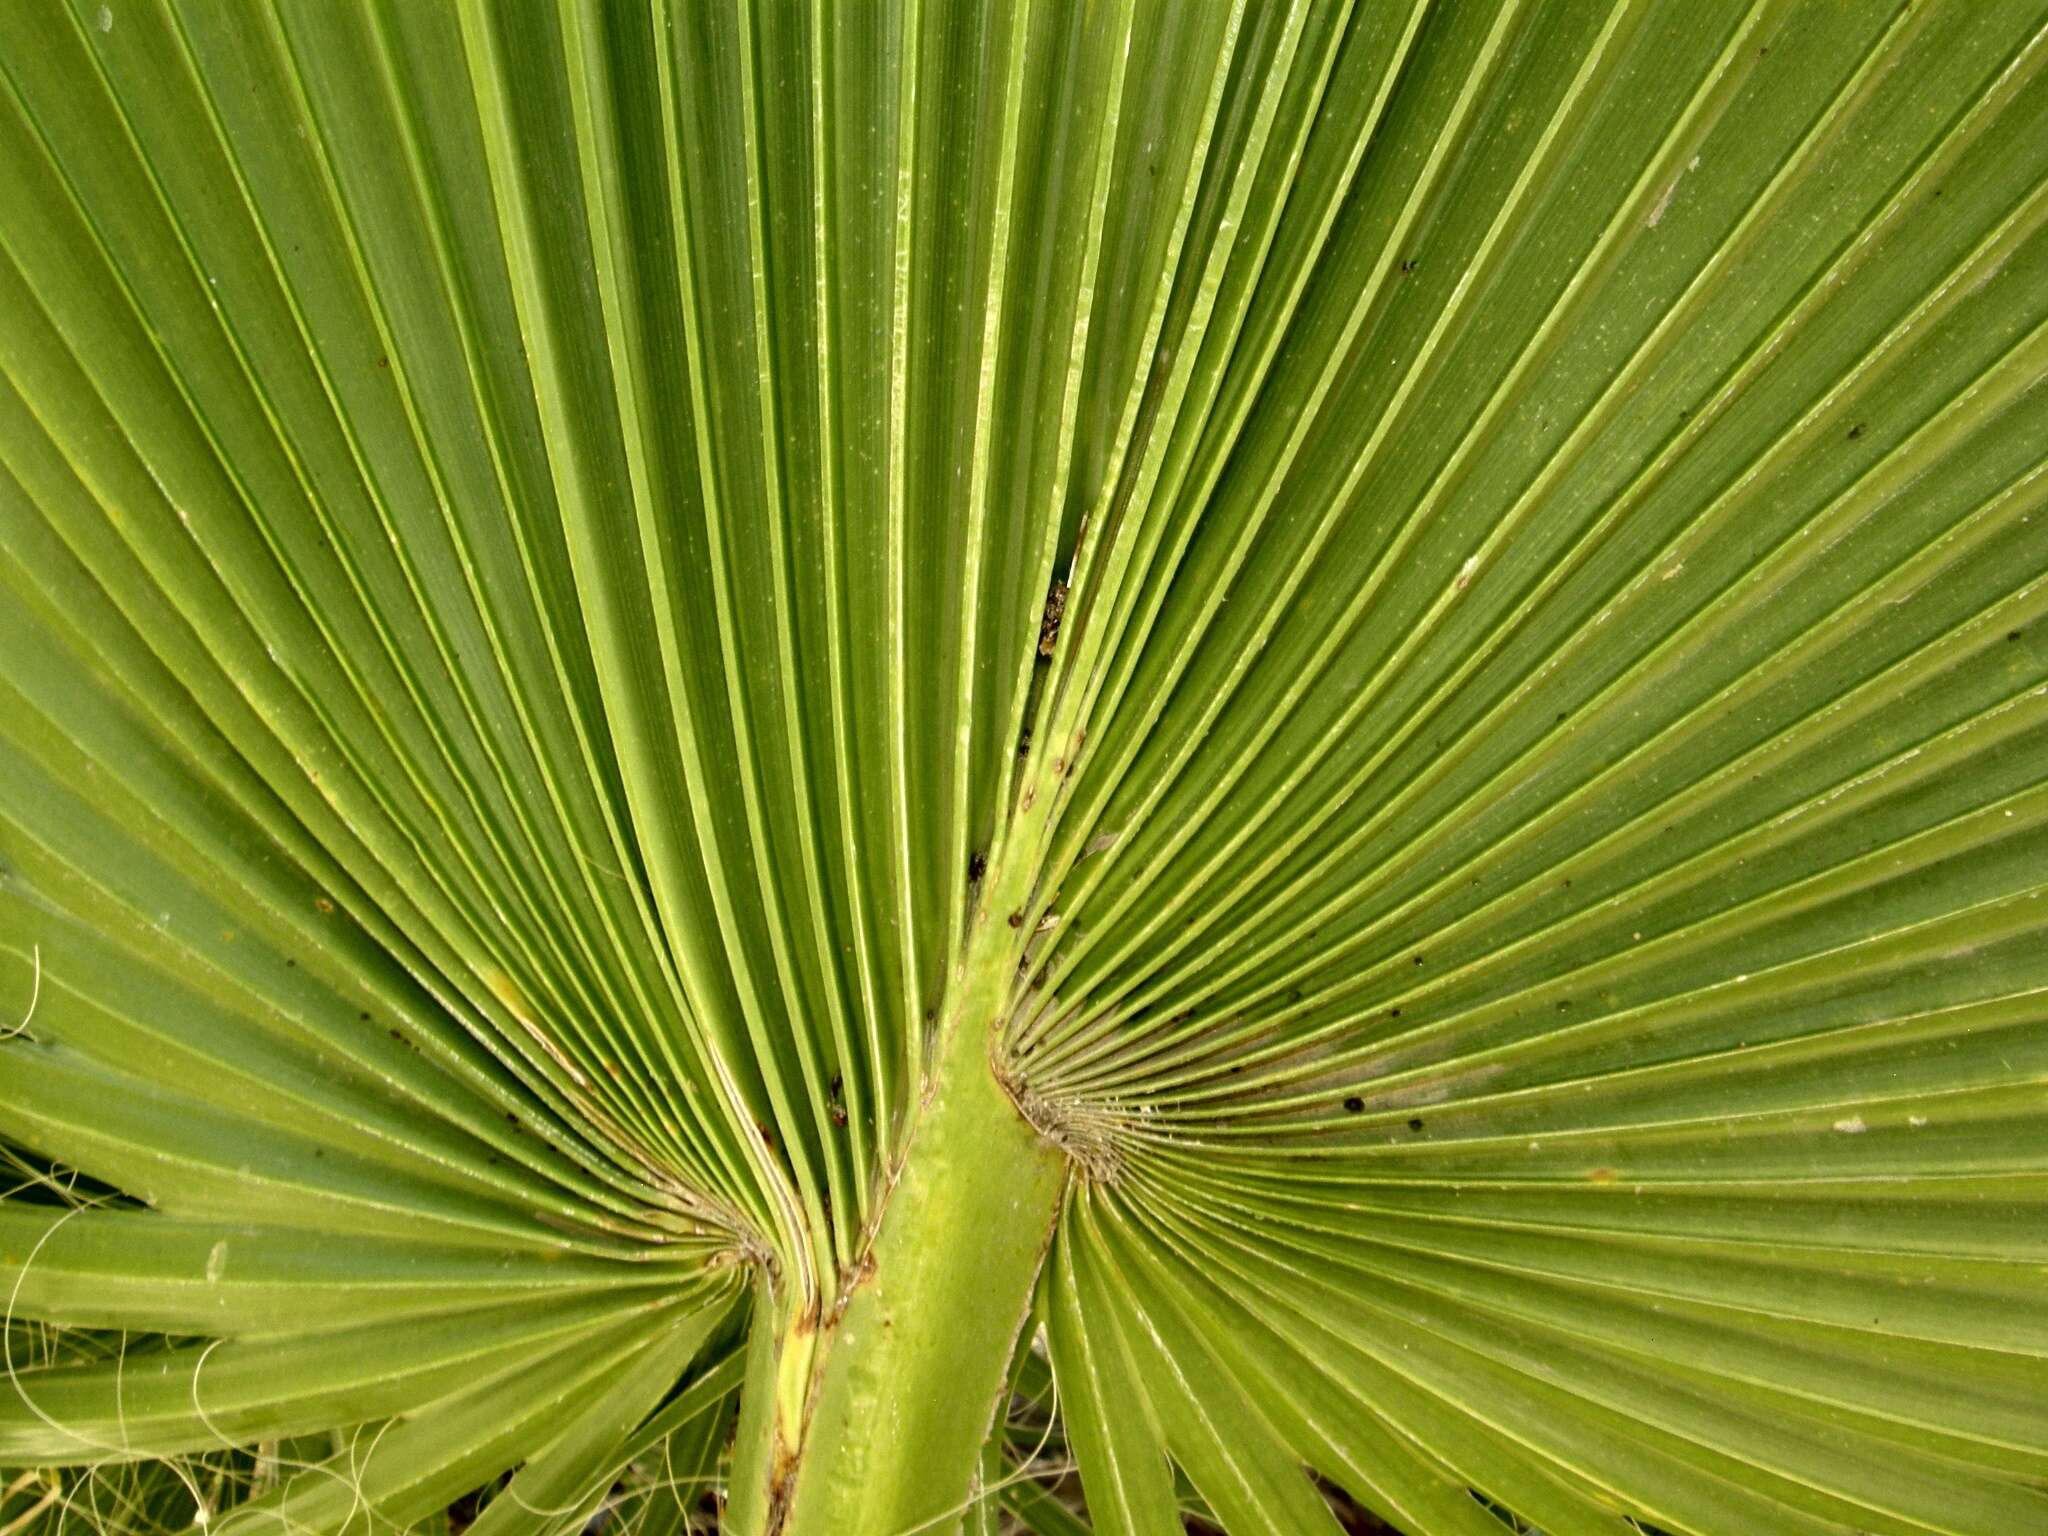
{"left": 968, "top": 850, "right": 986, "bottom": 881}
{"left": 1848, "top": 423, "right": 1864, "bottom": 440}
{"left": 1037, "top": 579, "right": 1067, "bottom": 657}
{"left": 1407, "top": 1117, "right": 1424, "bottom": 1132}
{"left": 1007, "top": 910, "right": 1025, "bottom": 928}
{"left": 1342, "top": 1097, "right": 1364, "bottom": 1113}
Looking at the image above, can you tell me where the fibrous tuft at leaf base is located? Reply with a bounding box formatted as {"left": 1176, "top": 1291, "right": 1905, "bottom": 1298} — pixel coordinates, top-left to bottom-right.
{"left": 3, "top": 2, "right": 2047, "bottom": 1535}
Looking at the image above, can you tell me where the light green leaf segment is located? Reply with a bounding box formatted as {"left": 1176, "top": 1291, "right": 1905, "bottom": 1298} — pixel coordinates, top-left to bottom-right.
{"left": 3, "top": 0, "right": 2046, "bottom": 1532}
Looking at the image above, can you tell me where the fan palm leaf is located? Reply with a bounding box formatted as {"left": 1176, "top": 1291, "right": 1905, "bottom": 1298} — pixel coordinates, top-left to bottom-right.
{"left": 3, "top": 2, "right": 2046, "bottom": 1534}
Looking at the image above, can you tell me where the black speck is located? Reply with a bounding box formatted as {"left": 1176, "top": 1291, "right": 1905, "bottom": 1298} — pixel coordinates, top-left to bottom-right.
{"left": 968, "top": 850, "right": 986, "bottom": 881}
{"left": 1007, "top": 910, "right": 1024, "bottom": 928}
{"left": 1343, "top": 1096, "right": 1364, "bottom": 1113}
{"left": 1848, "top": 423, "right": 1864, "bottom": 440}
{"left": 1407, "top": 1117, "right": 1425, "bottom": 1132}
{"left": 2008, "top": 630, "right": 2023, "bottom": 642}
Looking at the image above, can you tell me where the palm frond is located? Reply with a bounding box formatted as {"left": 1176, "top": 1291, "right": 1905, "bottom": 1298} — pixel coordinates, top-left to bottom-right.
{"left": 4, "top": 2, "right": 2046, "bottom": 1534}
